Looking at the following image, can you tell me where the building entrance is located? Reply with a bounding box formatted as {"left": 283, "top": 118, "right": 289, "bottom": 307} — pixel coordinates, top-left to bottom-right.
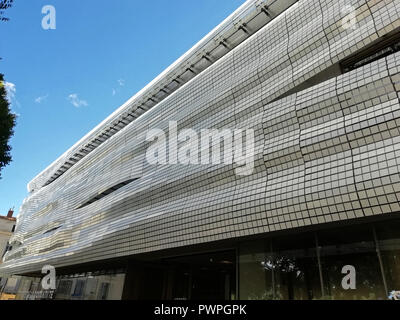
{"left": 163, "top": 250, "right": 236, "bottom": 300}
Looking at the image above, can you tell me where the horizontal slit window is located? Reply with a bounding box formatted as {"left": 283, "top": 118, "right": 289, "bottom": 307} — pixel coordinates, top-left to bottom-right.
{"left": 76, "top": 178, "right": 138, "bottom": 209}
{"left": 44, "top": 226, "right": 61, "bottom": 234}
{"left": 341, "top": 31, "right": 400, "bottom": 73}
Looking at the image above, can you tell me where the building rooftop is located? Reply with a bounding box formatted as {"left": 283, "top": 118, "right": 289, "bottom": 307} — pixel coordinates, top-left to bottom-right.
{"left": 0, "top": 209, "right": 16, "bottom": 222}
{"left": 0, "top": 216, "right": 16, "bottom": 222}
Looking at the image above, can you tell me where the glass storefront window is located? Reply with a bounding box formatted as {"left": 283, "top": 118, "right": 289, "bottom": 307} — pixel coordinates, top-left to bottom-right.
{"left": 239, "top": 219, "right": 400, "bottom": 300}
{"left": 317, "top": 224, "right": 386, "bottom": 300}
{"left": 83, "top": 277, "right": 99, "bottom": 300}
{"left": 239, "top": 234, "right": 322, "bottom": 300}
{"left": 71, "top": 279, "right": 86, "bottom": 299}
{"left": 98, "top": 274, "right": 125, "bottom": 300}
{"left": 165, "top": 251, "right": 236, "bottom": 300}
{"left": 53, "top": 273, "right": 125, "bottom": 300}
{"left": 98, "top": 282, "right": 110, "bottom": 300}
{"left": 55, "top": 279, "right": 73, "bottom": 300}
{"left": 272, "top": 234, "right": 322, "bottom": 300}
{"left": 239, "top": 241, "right": 273, "bottom": 300}
{"left": 375, "top": 219, "right": 400, "bottom": 298}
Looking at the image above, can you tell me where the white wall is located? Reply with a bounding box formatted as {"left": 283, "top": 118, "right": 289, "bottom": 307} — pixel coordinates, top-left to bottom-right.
{"left": 0, "top": 219, "right": 15, "bottom": 263}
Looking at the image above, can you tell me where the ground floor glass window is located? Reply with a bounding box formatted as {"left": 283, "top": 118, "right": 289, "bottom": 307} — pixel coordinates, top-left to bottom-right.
{"left": 239, "top": 218, "right": 400, "bottom": 300}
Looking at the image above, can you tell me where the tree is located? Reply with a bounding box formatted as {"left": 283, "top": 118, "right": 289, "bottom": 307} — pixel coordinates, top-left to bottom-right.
{"left": 0, "top": 1, "right": 16, "bottom": 178}
{"left": 0, "top": 0, "right": 14, "bottom": 22}
{"left": 0, "top": 74, "right": 16, "bottom": 179}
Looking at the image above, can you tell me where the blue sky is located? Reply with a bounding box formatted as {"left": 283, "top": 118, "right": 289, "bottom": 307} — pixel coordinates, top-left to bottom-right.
{"left": 0, "top": 0, "right": 245, "bottom": 216}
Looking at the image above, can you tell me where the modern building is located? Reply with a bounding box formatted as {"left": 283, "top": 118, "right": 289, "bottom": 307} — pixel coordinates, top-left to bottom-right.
{"left": 0, "top": 0, "right": 400, "bottom": 300}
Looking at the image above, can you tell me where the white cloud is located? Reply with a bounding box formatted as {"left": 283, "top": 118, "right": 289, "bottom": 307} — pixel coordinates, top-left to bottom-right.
{"left": 67, "top": 93, "right": 88, "bottom": 108}
{"left": 35, "top": 94, "right": 49, "bottom": 104}
{"left": 4, "top": 81, "right": 16, "bottom": 103}
{"left": 112, "top": 79, "right": 125, "bottom": 96}
{"left": 3, "top": 81, "right": 21, "bottom": 111}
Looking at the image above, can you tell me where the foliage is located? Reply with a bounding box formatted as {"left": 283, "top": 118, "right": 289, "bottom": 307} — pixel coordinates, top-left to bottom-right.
{"left": 0, "top": 74, "right": 16, "bottom": 178}
{"left": 0, "top": 0, "right": 14, "bottom": 22}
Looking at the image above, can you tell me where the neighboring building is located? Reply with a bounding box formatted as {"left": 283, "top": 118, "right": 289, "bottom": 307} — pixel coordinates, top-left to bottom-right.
{"left": 0, "top": 209, "right": 16, "bottom": 300}
{"left": 0, "top": 209, "right": 16, "bottom": 264}
{"left": 0, "top": 0, "right": 400, "bottom": 300}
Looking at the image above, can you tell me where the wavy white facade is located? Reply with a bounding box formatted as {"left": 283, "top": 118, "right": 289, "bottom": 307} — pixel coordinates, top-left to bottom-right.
{"left": 1, "top": 0, "right": 400, "bottom": 277}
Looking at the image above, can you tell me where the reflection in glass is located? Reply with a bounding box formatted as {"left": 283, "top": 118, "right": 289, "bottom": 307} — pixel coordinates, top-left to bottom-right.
{"left": 98, "top": 282, "right": 110, "bottom": 300}
{"left": 376, "top": 220, "right": 400, "bottom": 297}
{"left": 239, "top": 241, "right": 274, "bottom": 300}
{"left": 272, "top": 235, "right": 322, "bottom": 300}
{"left": 239, "top": 220, "right": 400, "bottom": 300}
{"left": 53, "top": 273, "right": 125, "bottom": 300}
{"left": 318, "top": 225, "right": 386, "bottom": 300}
{"left": 239, "top": 236, "right": 322, "bottom": 300}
